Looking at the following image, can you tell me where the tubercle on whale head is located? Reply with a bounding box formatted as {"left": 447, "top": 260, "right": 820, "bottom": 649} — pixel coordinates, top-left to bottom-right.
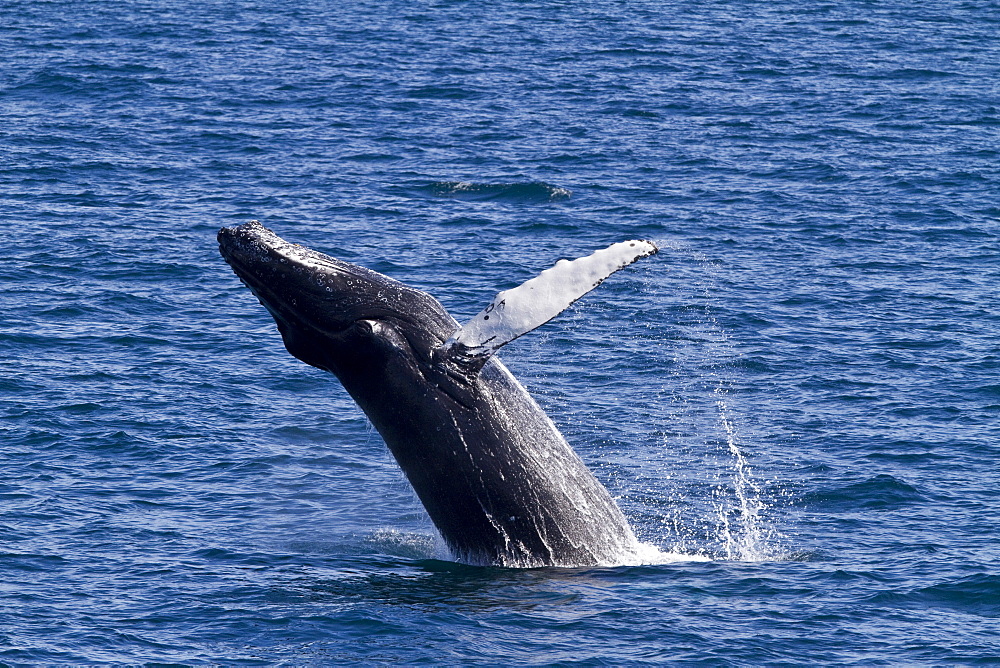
{"left": 218, "top": 221, "right": 382, "bottom": 327}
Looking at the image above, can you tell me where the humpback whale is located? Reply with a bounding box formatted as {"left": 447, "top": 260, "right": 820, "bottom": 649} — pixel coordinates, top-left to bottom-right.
{"left": 218, "top": 221, "right": 658, "bottom": 568}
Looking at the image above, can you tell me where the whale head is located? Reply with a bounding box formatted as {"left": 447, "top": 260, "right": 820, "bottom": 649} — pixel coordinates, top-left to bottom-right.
{"left": 218, "top": 221, "right": 457, "bottom": 378}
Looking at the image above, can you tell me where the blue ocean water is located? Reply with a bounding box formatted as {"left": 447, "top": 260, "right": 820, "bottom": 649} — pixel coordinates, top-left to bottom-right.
{"left": 2, "top": 0, "right": 999, "bottom": 662}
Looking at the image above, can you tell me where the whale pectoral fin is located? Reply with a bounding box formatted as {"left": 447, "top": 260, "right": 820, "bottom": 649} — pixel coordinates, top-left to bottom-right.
{"left": 437, "top": 239, "right": 658, "bottom": 364}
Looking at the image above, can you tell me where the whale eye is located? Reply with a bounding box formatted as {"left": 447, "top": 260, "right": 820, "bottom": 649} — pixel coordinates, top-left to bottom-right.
{"left": 351, "top": 318, "right": 412, "bottom": 357}
{"left": 354, "top": 319, "right": 378, "bottom": 334}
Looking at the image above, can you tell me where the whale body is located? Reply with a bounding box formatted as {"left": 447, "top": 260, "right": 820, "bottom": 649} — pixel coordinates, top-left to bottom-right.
{"left": 218, "top": 221, "right": 657, "bottom": 567}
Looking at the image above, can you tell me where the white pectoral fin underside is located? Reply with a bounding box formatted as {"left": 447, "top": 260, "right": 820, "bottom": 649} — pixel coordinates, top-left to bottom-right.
{"left": 439, "top": 239, "right": 658, "bottom": 362}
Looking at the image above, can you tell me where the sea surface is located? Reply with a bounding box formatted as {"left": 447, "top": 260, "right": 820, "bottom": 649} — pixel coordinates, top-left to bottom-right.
{"left": 2, "top": 0, "right": 999, "bottom": 664}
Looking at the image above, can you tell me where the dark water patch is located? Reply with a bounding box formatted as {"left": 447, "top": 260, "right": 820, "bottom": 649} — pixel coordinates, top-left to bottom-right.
{"left": 730, "top": 356, "right": 781, "bottom": 374}
{"left": 802, "top": 474, "right": 926, "bottom": 511}
{"left": 886, "top": 405, "right": 964, "bottom": 422}
{"left": 55, "top": 402, "right": 104, "bottom": 415}
{"left": 5, "top": 70, "right": 91, "bottom": 97}
{"left": 2, "top": 429, "right": 63, "bottom": 449}
{"left": 0, "top": 375, "right": 46, "bottom": 394}
{"left": 750, "top": 160, "right": 850, "bottom": 183}
{"left": 74, "top": 429, "right": 152, "bottom": 451}
{"left": 602, "top": 105, "right": 661, "bottom": 119}
{"left": 863, "top": 450, "right": 949, "bottom": 465}
{"left": 0, "top": 553, "right": 69, "bottom": 572}
{"left": 404, "top": 85, "right": 484, "bottom": 100}
{"left": 5, "top": 68, "right": 153, "bottom": 102}
{"left": 868, "top": 574, "right": 1000, "bottom": 618}
{"left": 342, "top": 152, "right": 403, "bottom": 163}
{"left": 72, "top": 62, "right": 167, "bottom": 76}
{"left": 973, "top": 383, "right": 1000, "bottom": 399}
{"left": 419, "top": 181, "right": 572, "bottom": 203}
{"left": 884, "top": 68, "right": 962, "bottom": 81}
{"left": 736, "top": 67, "right": 789, "bottom": 78}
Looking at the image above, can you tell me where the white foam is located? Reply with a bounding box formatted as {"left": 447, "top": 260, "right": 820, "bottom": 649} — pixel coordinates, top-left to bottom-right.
{"left": 618, "top": 542, "right": 713, "bottom": 565}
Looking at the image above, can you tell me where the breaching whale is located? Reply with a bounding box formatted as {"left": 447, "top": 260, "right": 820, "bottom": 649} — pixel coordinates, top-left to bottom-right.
{"left": 218, "top": 221, "right": 658, "bottom": 568}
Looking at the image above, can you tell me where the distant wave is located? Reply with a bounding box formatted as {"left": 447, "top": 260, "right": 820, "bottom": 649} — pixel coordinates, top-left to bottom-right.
{"left": 424, "top": 181, "right": 572, "bottom": 203}
{"left": 867, "top": 573, "right": 1000, "bottom": 617}
{"left": 803, "top": 474, "right": 926, "bottom": 510}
